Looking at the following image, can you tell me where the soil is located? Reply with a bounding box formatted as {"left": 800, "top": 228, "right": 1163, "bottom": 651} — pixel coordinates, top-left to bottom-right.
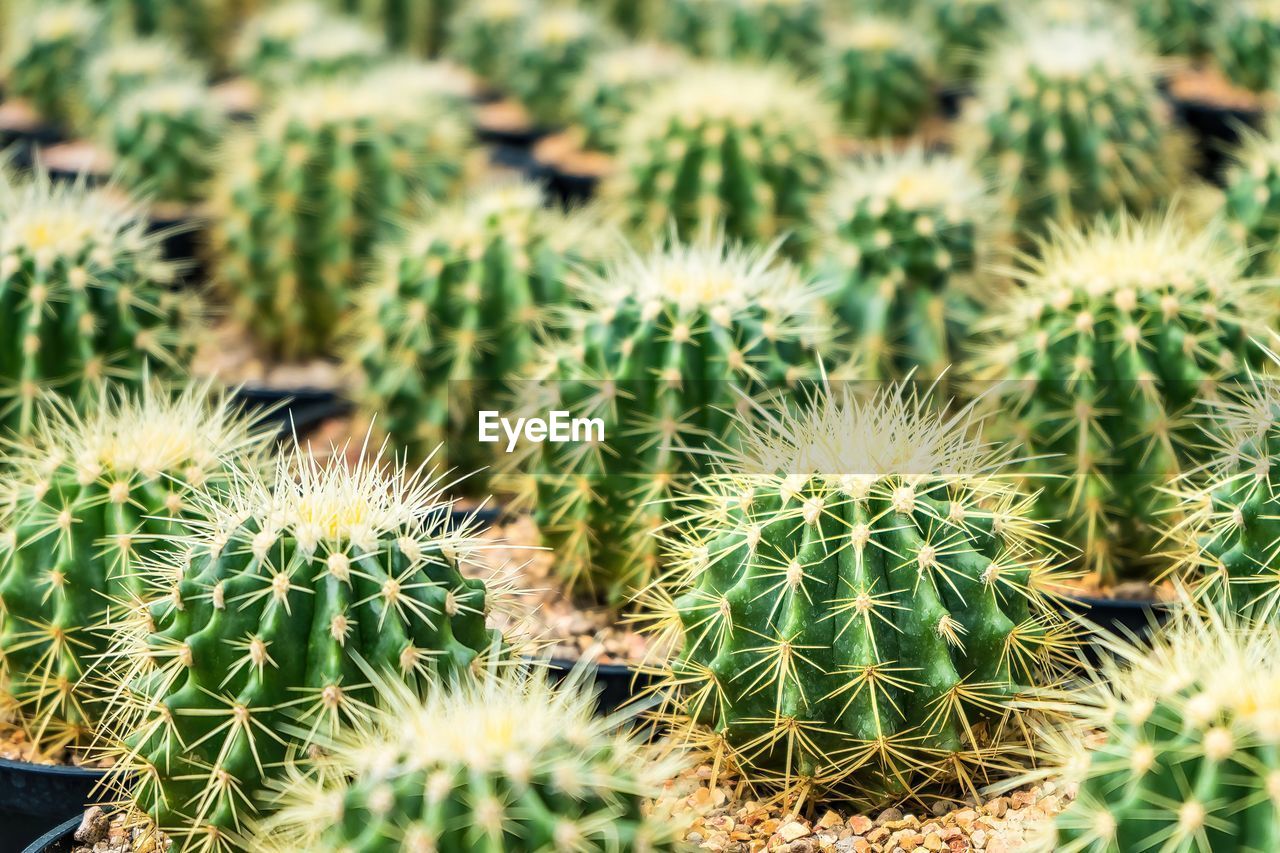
{"left": 191, "top": 320, "right": 346, "bottom": 393}
{"left": 655, "top": 764, "right": 1067, "bottom": 853}
{"left": 39, "top": 139, "right": 114, "bottom": 177}
{"left": 0, "top": 724, "right": 113, "bottom": 770}
{"left": 474, "top": 98, "right": 537, "bottom": 136}
{"left": 532, "top": 131, "right": 616, "bottom": 179}
{"left": 1168, "top": 64, "right": 1272, "bottom": 113}
{"left": 0, "top": 97, "right": 48, "bottom": 132}
{"left": 209, "top": 77, "right": 259, "bottom": 118}
{"left": 70, "top": 808, "right": 169, "bottom": 853}
{"left": 1057, "top": 572, "right": 1177, "bottom": 603}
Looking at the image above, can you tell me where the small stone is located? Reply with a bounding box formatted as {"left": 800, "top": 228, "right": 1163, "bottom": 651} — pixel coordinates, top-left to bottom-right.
{"left": 778, "top": 821, "right": 811, "bottom": 842}
{"left": 817, "top": 810, "right": 843, "bottom": 829}
{"left": 74, "top": 807, "right": 109, "bottom": 844}
{"left": 922, "top": 832, "right": 946, "bottom": 851}
{"left": 982, "top": 798, "right": 1008, "bottom": 819}
{"left": 970, "top": 829, "right": 988, "bottom": 850}
{"left": 847, "top": 815, "right": 873, "bottom": 834}
{"left": 876, "top": 807, "right": 903, "bottom": 825}
{"left": 931, "top": 800, "right": 951, "bottom": 817}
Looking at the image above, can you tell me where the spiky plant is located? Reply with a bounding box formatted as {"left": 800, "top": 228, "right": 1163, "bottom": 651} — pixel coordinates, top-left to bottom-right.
{"left": 446, "top": 0, "right": 532, "bottom": 83}
{"left": 258, "top": 662, "right": 687, "bottom": 852}
{"left": 664, "top": 0, "right": 823, "bottom": 68}
{"left": 0, "top": 382, "right": 270, "bottom": 760}
{"left": 597, "top": 0, "right": 663, "bottom": 37}
{"left": 1223, "top": 119, "right": 1280, "bottom": 274}
{"left": 968, "top": 214, "right": 1273, "bottom": 588}
{"left": 208, "top": 79, "right": 469, "bottom": 359}
{"left": 103, "top": 79, "right": 226, "bottom": 204}
{"left": 959, "top": 19, "right": 1186, "bottom": 237}
{"left": 819, "top": 146, "right": 990, "bottom": 382}
{"left": 502, "top": 233, "right": 831, "bottom": 608}
{"left": 1047, "top": 602, "right": 1280, "bottom": 852}
{"left": 234, "top": 1, "right": 384, "bottom": 87}
{"left": 1215, "top": 0, "right": 1280, "bottom": 93}
{"left": 603, "top": 63, "right": 836, "bottom": 256}
{"left": 645, "top": 382, "right": 1074, "bottom": 806}
{"left": 1135, "top": 0, "right": 1218, "bottom": 57}
{"left": 0, "top": 172, "right": 195, "bottom": 437}
{"left": 96, "top": 0, "right": 248, "bottom": 69}
{"left": 329, "top": 0, "right": 456, "bottom": 57}
{"left": 822, "top": 16, "right": 937, "bottom": 138}
{"left": 83, "top": 37, "right": 198, "bottom": 119}
{"left": 499, "top": 5, "right": 611, "bottom": 129}
{"left": 95, "top": 439, "right": 508, "bottom": 853}
{"left": 346, "top": 180, "right": 614, "bottom": 473}
{"left": 929, "top": 0, "right": 1008, "bottom": 80}
{"left": 0, "top": 0, "right": 102, "bottom": 126}
{"left": 569, "top": 42, "right": 688, "bottom": 154}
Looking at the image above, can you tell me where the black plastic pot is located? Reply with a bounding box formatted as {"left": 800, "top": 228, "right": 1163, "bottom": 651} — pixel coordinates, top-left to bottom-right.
{"left": 20, "top": 812, "right": 81, "bottom": 853}
{"left": 537, "top": 162, "right": 600, "bottom": 207}
{"left": 231, "top": 385, "right": 352, "bottom": 441}
{"left": 1057, "top": 594, "right": 1172, "bottom": 665}
{"left": 544, "top": 658, "right": 656, "bottom": 716}
{"left": 0, "top": 107, "right": 61, "bottom": 172}
{"left": 0, "top": 759, "right": 106, "bottom": 853}
{"left": 1173, "top": 97, "right": 1264, "bottom": 184}
{"left": 936, "top": 84, "right": 972, "bottom": 121}
{"left": 38, "top": 142, "right": 111, "bottom": 188}
{"left": 147, "top": 208, "right": 206, "bottom": 288}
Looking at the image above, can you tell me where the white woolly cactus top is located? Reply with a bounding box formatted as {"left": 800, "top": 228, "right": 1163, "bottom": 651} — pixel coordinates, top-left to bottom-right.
{"left": 1235, "top": 0, "right": 1280, "bottom": 21}
{"left": 86, "top": 38, "right": 187, "bottom": 81}
{"left": 528, "top": 5, "right": 598, "bottom": 45}
{"left": 289, "top": 18, "right": 383, "bottom": 64}
{"left": 364, "top": 59, "right": 477, "bottom": 104}
{"left": 830, "top": 15, "right": 928, "bottom": 55}
{"left": 13, "top": 0, "right": 98, "bottom": 44}
{"left": 826, "top": 146, "right": 987, "bottom": 223}
{"left": 116, "top": 78, "right": 212, "bottom": 118}
{"left": 461, "top": 0, "right": 532, "bottom": 22}
{"left": 590, "top": 41, "right": 687, "bottom": 86}
{"left": 0, "top": 175, "right": 158, "bottom": 269}
{"left": 238, "top": 0, "right": 325, "bottom": 44}
{"left": 979, "top": 19, "right": 1156, "bottom": 86}
{"left": 262, "top": 77, "right": 450, "bottom": 130}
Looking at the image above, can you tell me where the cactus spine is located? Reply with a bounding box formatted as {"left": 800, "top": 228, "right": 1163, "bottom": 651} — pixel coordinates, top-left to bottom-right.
{"left": 604, "top": 63, "right": 836, "bottom": 256}
{"left": 1, "top": 1, "right": 102, "bottom": 126}
{"left": 259, "top": 664, "right": 686, "bottom": 852}
{"left": 1051, "top": 605, "right": 1280, "bottom": 852}
{"left": 569, "top": 42, "right": 688, "bottom": 154}
{"left": 0, "top": 172, "right": 194, "bottom": 437}
{"left": 820, "top": 146, "right": 988, "bottom": 381}
{"left": 969, "top": 214, "right": 1272, "bottom": 587}
{"left": 0, "top": 383, "right": 269, "bottom": 758}
{"left": 234, "top": 2, "right": 384, "bottom": 87}
{"left": 209, "top": 81, "right": 469, "bottom": 358}
{"left": 821, "top": 16, "right": 937, "bottom": 138}
{"left": 664, "top": 0, "right": 823, "bottom": 68}
{"left": 648, "top": 383, "right": 1074, "bottom": 804}
{"left": 499, "top": 6, "right": 610, "bottom": 129}
{"left": 97, "top": 441, "right": 506, "bottom": 852}
{"left": 1215, "top": 0, "right": 1280, "bottom": 93}
{"left": 504, "top": 234, "right": 829, "bottom": 607}
{"left": 1223, "top": 120, "right": 1280, "bottom": 274}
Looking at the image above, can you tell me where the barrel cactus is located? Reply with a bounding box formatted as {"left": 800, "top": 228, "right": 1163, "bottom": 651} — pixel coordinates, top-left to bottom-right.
{"left": 209, "top": 80, "right": 469, "bottom": 358}
{"left": 664, "top": 0, "right": 823, "bottom": 68}
{"left": 499, "top": 5, "right": 610, "bottom": 129}
{"left": 1223, "top": 119, "right": 1280, "bottom": 274}
{"left": 103, "top": 79, "right": 226, "bottom": 204}
{"left": 83, "top": 37, "right": 197, "bottom": 119}
{"left": 569, "top": 42, "right": 688, "bottom": 154}
{"left": 604, "top": 63, "right": 836, "bottom": 256}
{"left": 1, "top": 0, "right": 102, "bottom": 126}
{"left": 0, "top": 172, "right": 194, "bottom": 437}
{"left": 503, "top": 233, "right": 830, "bottom": 607}
{"left": 0, "top": 383, "right": 269, "bottom": 759}
{"left": 96, "top": 440, "right": 506, "bottom": 851}
{"left": 1136, "top": 0, "right": 1218, "bottom": 57}
{"left": 647, "top": 382, "right": 1074, "bottom": 805}
{"left": 1051, "top": 605, "right": 1280, "bottom": 852}
{"left": 258, "top": 664, "right": 686, "bottom": 852}
{"left": 99, "top": 0, "right": 246, "bottom": 68}
{"left": 1215, "top": 0, "right": 1280, "bottom": 93}
{"left": 968, "top": 214, "right": 1272, "bottom": 588}
{"left": 929, "top": 0, "right": 1008, "bottom": 80}
{"left": 234, "top": 1, "right": 384, "bottom": 86}
{"left": 820, "top": 146, "right": 989, "bottom": 381}
{"left": 959, "top": 19, "right": 1186, "bottom": 237}
{"left": 346, "top": 180, "right": 614, "bottom": 472}
{"left": 447, "top": 0, "right": 532, "bottom": 83}
{"left": 822, "top": 16, "right": 937, "bottom": 138}
{"left": 330, "top": 0, "right": 456, "bottom": 57}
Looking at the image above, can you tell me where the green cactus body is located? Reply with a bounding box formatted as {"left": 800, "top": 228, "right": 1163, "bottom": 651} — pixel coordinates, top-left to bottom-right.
{"left": 0, "top": 384, "right": 269, "bottom": 758}
{"left": 209, "top": 81, "right": 469, "bottom": 358}
{"left": 100, "top": 0, "right": 246, "bottom": 68}
{"left": 652, "top": 383, "right": 1073, "bottom": 804}
{"left": 1223, "top": 121, "right": 1280, "bottom": 274}
{"left": 84, "top": 38, "right": 197, "bottom": 120}
{"left": 331, "top": 0, "right": 456, "bottom": 57}
{"left": 504, "top": 235, "right": 830, "bottom": 607}
{"left": 234, "top": 2, "right": 384, "bottom": 86}
{"left": 0, "top": 173, "right": 194, "bottom": 437}
{"left": 929, "top": 0, "right": 1008, "bottom": 80}
{"left": 1136, "top": 0, "right": 1218, "bottom": 57}
{"left": 259, "top": 665, "right": 686, "bottom": 852}
{"left": 960, "top": 22, "right": 1186, "bottom": 237}
{"left": 99, "top": 444, "right": 504, "bottom": 851}
{"left": 447, "top": 0, "right": 532, "bottom": 83}
{"left": 348, "top": 181, "right": 613, "bottom": 472}
{"left": 1, "top": 1, "right": 102, "bottom": 126}
{"left": 604, "top": 63, "right": 836, "bottom": 256}
{"left": 569, "top": 42, "right": 687, "bottom": 154}
{"left": 969, "top": 215, "right": 1272, "bottom": 587}
{"left": 500, "top": 6, "right": 610, "bottom": 129}
{"left": 823, "top": 17, "right": 936, "bottom": 138}
{"left": 822, "top": 147, "right": 988, "bottom": 381}
{"left": 1216, "top": 0, "right": 1280, "bottom": 93}
{"left": 665, "top": 0, "right": 823, "bottom": 68}
{"left": 104, "top": 79, "right": 226, "bottom": 204}
{"left": 598, "top": 0, "right": 663, "bottom": 36}
{"left": 1052, "top": 607, "right": 1280, "bottom": 852}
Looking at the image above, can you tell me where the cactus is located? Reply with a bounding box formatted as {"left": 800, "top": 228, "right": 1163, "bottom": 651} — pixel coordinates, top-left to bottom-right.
{"left": 822, "top": 16, "right": 937, "bottom": 138}
{"left": 968, "top": 214, "right": 1273, "bottom": 588}
{"left": 1223, "top": 119, "right": 1280, "bottom": 274}
{"left": 83, "top": 37, "right": 198, "bottom": 119}
{"left": 0, "top": 172, "right": 195, "bottom": 437}
{"left": 1, "top": 0, "right": 102, "bottom": 126}
{"left": 258, "top": 663, "right": 686, "bottom": 852}
{"left": 102, "top": 79, "right": 226, "bottom": 204}
{"left": 503, "top": 233, "right": 830, "bottom": 608}
{"left": 646, "top": 382, "right": 1074, "bottom": 805}
{"left": 346, "top": 180, "right": 614, "bottom": 474}
{"left": 959, "top": 19, "right": 1187, "bottom": 237}
{"left": 98, "top": 0, "right": 249, "bottom": 68}
{"left": 234, "top": 1, "right": 384, "bottom": 87}
{"left": 208, "top": 80, "right": 469, "bottom": 359}
{"left": 1050, "top": 603, "right": 1280, "bottom": 852}
{"left": 0, "top": 382, "right": 270, "bottom": 759}
{"left": 819, "top": 146, "right": 989, "bottom": 381}
{"left": 929, "top": 0, "right": 1008, "bottom": 80}
{"left": 1135, "top": 0, "right": 1218, "bottom": 57}
{"left": 569, "top": 42, "right": 688, "bottom": 154}
{"left": 664, "top": 0, "right": 823, "bottom": 68}
{"left": 499, "top": 5, "right": 611, "bottom": 129}
{"left": 329, "top": 0, "right": 456, "bottom": 57}
{"left": 604, "top": 63, "right": 836, "bottom": 256}
{"left": 96, "top": 440, "right": 506, "bottom": 852}
{"left": 1215, "top": 0, "right": 1280, "bottom": 93}
{"left": 447, "top": 0, "right": 532, "bottom": 83}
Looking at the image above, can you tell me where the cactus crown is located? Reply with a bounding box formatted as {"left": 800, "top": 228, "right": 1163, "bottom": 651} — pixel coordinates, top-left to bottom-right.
{"left": 259, "top": 664, "right": 687, "bottom": 852}
{"left": 85, "top": 37, "right": 197, "bottom": 112}
{"left": 831, "top": 15, "right": 923, "bottom": 54}
{"left": 825, "top": 147, "right": 987, "bottom": 229}
{"left": 980, "top": 19, "right": 1155, "bottom": 86}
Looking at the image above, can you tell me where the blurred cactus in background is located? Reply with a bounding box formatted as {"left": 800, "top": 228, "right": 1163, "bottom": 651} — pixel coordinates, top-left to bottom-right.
{"left": 234, "top": 1, "right": 384, "bottom": 88}
{"left": 1, "top": 1, "right": 102, "bottom": 126}
{"left": 83, "top": 37, "right": 199, "bottom": 120}
{"left": 1135, "top": 0, "right": 1219, "bottom": 57}
{"left": 499, "top": 5, "right": 612, "bottom": 129}
{"left": 568, "top": 42, "right": 689, "bottom": 153}
{"left": 1223, "top": 119, "right": 1280, "bottom": 274}
{"left": 665, "top": 0, "right": 823, "bottom": 69}
{"left": 447, "top": 0, "right": 533, "bottom": 83}
{"left": 329, "top": 0, "right": 456, "bottom": 57}
{"left": 1215, "top": 0, "right": 1280, "bottom": 94}
{"left": 822, "top": 16, "right": 937, "bottom": 138}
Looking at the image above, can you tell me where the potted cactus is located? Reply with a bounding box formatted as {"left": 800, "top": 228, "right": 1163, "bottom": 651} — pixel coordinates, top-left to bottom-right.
{"left": 1222, "top": 119, "right": 1280, "bottom": 273}
{"left": 0, "top": 0, "right": 101, "bottom": 131}
{"left": 821, "top": 16, "right": 939, "bottom": 139}
{"left": 928, "top": 0, "right": 1009, "bottom": 82}
{"left": 663, "top": 0, "right": 823, "bottom": 69}
{"left": 232, "top": 1, "right": 384, "bottom": 91}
